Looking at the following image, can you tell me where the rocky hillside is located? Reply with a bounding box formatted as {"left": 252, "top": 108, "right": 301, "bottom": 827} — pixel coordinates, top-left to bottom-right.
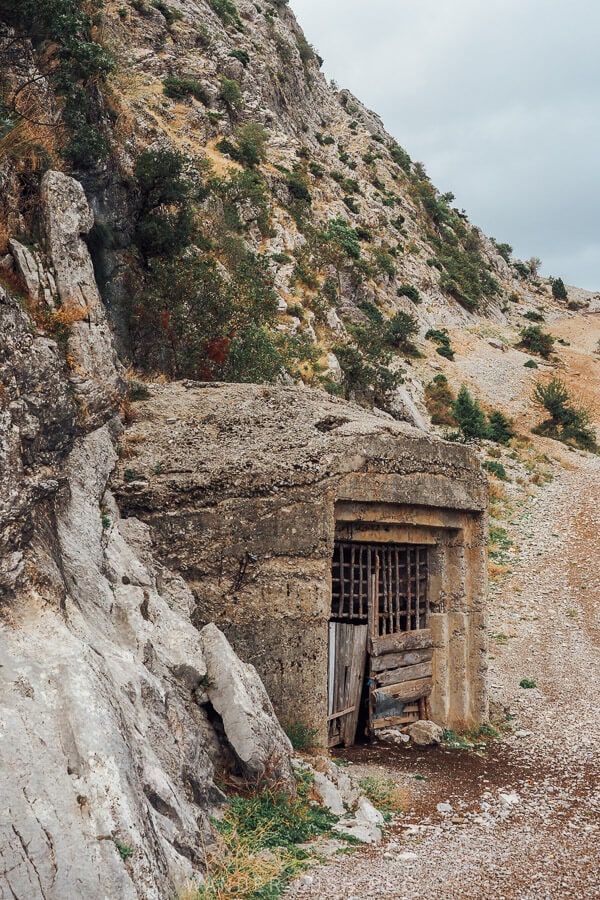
{"left": 2, "top": 0, "right": 592, "bottom": 417}
{"left": 1, "top": 2, "right": 600, "bottom": 898}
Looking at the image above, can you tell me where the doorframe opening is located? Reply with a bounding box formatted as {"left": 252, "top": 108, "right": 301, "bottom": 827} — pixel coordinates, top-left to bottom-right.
{"left": 328, "top": 536, "right": 435, "bottom": 747}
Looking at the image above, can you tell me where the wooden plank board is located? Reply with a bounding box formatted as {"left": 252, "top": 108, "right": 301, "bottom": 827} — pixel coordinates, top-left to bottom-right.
{"left": 370, "top": 648, "right": 433, "bottom": 673}
{"left": 373, "top": 713, "right": 420, "bottom": 730}
{"left": 373, "top": 676, "right": 432, "bottom": 703}
{"left": 327, "top": 705, "right": 356, "bottom": 722}
{"left": 371, "top": 628, "right": 432, "bottom": 657}
{"left": 374, "top": 661, "right": 433, "bottom": 688}
{"left": 327, "top": 623, "right": 368, "bottom": 747}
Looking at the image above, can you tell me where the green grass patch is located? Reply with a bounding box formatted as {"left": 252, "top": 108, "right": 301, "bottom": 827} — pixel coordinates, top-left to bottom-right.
{"left": 196, "top": 773, "right": 339, "bottom": 898}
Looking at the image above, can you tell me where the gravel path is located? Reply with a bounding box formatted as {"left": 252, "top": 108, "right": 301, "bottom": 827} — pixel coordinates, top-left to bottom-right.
{"left": 288, "top": 453, "right": 600, "bottom": 899}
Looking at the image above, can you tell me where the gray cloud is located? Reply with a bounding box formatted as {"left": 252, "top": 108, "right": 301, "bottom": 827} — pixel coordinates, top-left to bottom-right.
{"left": 292, "top": 0, "right": 600, "bottom": 290}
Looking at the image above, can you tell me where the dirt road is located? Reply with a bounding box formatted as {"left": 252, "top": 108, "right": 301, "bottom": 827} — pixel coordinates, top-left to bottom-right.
{"left": 289, "top": 452, "right": 600, "bottom": 899}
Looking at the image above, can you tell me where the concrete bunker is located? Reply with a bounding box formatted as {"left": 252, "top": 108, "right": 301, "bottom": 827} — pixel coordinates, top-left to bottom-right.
{"left": 114, "top": 383, "right": 488, "bottom": 746}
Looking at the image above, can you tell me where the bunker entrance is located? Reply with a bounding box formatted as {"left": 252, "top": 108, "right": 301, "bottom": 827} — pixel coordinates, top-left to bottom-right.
{"left": 328, "top": 540, "right": 433, "bottom": 747}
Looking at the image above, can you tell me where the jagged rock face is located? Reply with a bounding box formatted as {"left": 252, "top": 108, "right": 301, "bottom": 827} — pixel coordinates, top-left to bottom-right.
{"left": 0, "top": 175, "right": 298, "bottom": 898}
{"left": 40, "top": 171, "right": 124, "bottom": 429}
{"left": 0, "top": 287, "right": 77, "bottom": 601}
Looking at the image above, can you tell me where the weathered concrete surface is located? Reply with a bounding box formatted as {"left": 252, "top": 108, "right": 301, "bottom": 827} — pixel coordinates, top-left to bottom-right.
{"left": 113, "top": 382, "right": 489, "bottom": 737}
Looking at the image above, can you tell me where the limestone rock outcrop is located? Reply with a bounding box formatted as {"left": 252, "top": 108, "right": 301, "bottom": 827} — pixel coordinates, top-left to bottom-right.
{"left": 0, "top": 172, "right": 298, "bottom": 899}
{"left": 41, "top": 170, "right": 123, "bottom": 427}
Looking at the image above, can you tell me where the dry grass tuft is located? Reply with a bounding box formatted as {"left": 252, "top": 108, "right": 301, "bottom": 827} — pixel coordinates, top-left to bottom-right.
{"left": 488, "top": 480, "right": 507, "bottom": 501}
{"left": 0, "top": 86, "right": 62, "bottom": 171}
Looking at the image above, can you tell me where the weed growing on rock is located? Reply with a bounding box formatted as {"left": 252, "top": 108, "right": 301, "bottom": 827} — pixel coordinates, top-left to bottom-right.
{"left": 114, "top": 840, "right": 134, "bottom": 860}
{"left": 519, "top": 678, "right": 537, "bottom": 689}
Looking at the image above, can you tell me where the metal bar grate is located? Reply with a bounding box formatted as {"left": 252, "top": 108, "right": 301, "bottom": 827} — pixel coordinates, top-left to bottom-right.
{"left": 331, "top": 541, "right": 429, "bottom": 634}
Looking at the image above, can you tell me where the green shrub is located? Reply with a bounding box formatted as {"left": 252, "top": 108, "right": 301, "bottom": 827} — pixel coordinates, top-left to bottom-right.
{"left": 321, "top": 218, "right": 361, "bottom": 260}
{"left": 523, "top": 309, "right": 545, "bottom": 322}
{"left": 315, "top": 132, "right": 335, "bottom": 146}
{"left": 208, "top": 0, "right": 241, "bottom": 26}
{"left": 229, "top": 48, "right": 249, "bottom": 66}
{"left": 0, "top": 0, "right": 114, "bottom": 167}
{"left": 296, "top": 34, "right": 316, "bottom": 66}
{"left": 371, "top": 247, "right": 395, "bottom": 278}
{"left": 524, "top": 359, "right": 538, "bottom": 369}
{"left": 532, "top": 377, "right": 598, "bottom": 452}
{"left": 452, "top": 385, "right": 488, "bottom": 440}
{"left": 519, "top": 678, "right": 537, "bottom": 689}
{"left": 396, "top": 283, "right": 420, "bottom": 304}
{"left": 334, "top": 342, "right": 400, "bottom": 409}
{"left": 219, "top": 77, "right": 243, "bottom": 112}
{"left": 487, "top": 410, "right": 515, "bottom": 445}
{"left": 389, "top": 142, "right": 411, "bottom": 173}
{"left": 282, "top": 721, "right": 318, "bottom": 751}
{"left": 483, "top": 460, "right": 508, "bottom": 480}
{"left": 519, "top": 325, "right": 554, "bottom": 359}
{"left": 162, "top": 76, "right": 209, "bottom": 104}
{"left": 286, "top": 172, "right": 312, "bottom": 203}
{"left": 410, "top": 168, "right": 498, "bottom": 310}
{"left": 216, "top": 122, "right": 268, "bottom": 168}
{"left": 513, "top": 260, "right": 530, "bottom": 279}
{"left": 492, "top": 240, "right": 513, "bottom": 263}
{"left": 425, "top": 328, "right": 454, "bottom": 360}
{"left": 386, "top": 310, "right": 419, "bottom": 352}
{"left": 133, "top": 148, "right": 199, "bottom": 258}
{"left": 127, "top": 379, "right": 150, "bottom": 401}
{"left": 342, "top": 195, "right": 359, "bottom": 213}
{"left": 151, "top": 0, "right": 183, "bottom": 26}
{"left": 114, "top": 840, "right": 134, "bottom": 860}
{"left": 550, "top": 276, "right": 568, "bottom": 300}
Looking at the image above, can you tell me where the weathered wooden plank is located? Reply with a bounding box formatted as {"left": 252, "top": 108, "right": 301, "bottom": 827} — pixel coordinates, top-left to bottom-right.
{"left": 373, "top": 676, "right": 433, "bottom": 703}
{"left": 371, "top": 628, "right": 433, "bottom": 657}
{"left": 327, "top": 623, "right": 335, "bottom": 716}
{"left": 373, "top": 713, "right": 420, "bottom": 730}
{"left": 370, "top": 648, "right": 433, "bottom": 673}
{"left": 327, "top": 705, "right": 356, "bottom": 722}
{"left": 340, "top": 624, "right": 368, "bottom": 746}
{"left": 374, "top": 661, "right": 433, "bottom": 688}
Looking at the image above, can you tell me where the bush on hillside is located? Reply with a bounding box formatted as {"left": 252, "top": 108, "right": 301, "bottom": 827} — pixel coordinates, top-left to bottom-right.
{"left": 519, "top": 326, "right": 554, "bottom": 359}
{"left": 452, "top": 386, "right": 488, "bottom": 440}
{"left": 532, "top": 378, "right": 597, "bottom": 452}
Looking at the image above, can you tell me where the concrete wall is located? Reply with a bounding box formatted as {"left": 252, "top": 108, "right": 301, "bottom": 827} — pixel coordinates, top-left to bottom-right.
{"left": 113, "top": 383, "right": 488, "bottom": 741}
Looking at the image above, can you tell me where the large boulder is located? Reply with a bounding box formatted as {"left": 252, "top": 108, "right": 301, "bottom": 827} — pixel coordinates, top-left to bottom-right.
{"left": 200, "top": 623, "right": 296, "bottom": 794}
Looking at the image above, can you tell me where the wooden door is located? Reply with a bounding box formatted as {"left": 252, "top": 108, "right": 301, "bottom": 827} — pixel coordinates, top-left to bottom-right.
{"left": 367, "top": 544, "right": 433, "bottom": 734}
{"left": 327, "top": 622, "right": 368, "bottom": 747}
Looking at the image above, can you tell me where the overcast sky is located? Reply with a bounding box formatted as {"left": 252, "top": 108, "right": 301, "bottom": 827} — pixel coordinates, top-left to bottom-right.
{"left": 291, "top": 0, "right": 600, "bottom": 291}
